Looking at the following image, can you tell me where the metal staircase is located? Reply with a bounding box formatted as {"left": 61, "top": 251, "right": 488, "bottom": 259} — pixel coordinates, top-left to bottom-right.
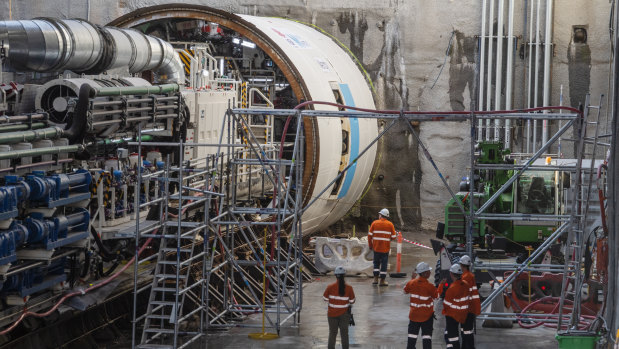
{"left": 130, "top": 106, "right": 303, "bottom": 348}
{"left": 135, "top": 144, "right": 215, "bottom": 349}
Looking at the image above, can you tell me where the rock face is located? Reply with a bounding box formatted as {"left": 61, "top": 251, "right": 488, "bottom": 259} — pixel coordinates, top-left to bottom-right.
{"left": 2, "top": 0, "right": 612, "bottom": 232}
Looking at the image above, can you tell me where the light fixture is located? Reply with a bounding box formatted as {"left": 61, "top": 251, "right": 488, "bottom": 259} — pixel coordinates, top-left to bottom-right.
{"left": 249, "top": 78, "right": 273, "bottom": 82}
{"left": 241, "top": 40, "right": 256, "bottom": 49}
{"left": 232, "top": 38, "right": 241, "bottom": 44}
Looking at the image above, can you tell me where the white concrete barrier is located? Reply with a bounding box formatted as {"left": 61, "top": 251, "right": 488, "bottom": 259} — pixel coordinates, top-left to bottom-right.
{"left": 313, "top": 237, "right": 374, "bottom": 274}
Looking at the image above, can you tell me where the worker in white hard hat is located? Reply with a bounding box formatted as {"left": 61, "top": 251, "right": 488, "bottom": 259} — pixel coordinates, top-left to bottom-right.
{"left": 323, "top": 266, "right": 355, "bottom": 349}
{"left": 438, "top": 264, "right": 472, "bottom": 349}
{"left": 459, "top": 255, "right": 480, "bottom": 349}
{"left": 367, "top": 208, "right": 397, "bottom": 286}
{"left": 403, "top": 262, "right": 438, "bottom": 349}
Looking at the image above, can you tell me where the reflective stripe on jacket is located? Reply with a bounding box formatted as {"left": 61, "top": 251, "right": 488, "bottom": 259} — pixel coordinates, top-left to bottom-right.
{"left": 368, "top": 218, "right": 396, "bottom": 253}
{"left": 403, "top": 276, "right": 438, "bottom": 322}
{"left": 323, "top": 282, "right": 356, "bottom": 317}
{"left": 462, "top": 270, "right": 481, "bottom": 315}
{"left": 442, "top": 279, "right": 471, "bottom": 324}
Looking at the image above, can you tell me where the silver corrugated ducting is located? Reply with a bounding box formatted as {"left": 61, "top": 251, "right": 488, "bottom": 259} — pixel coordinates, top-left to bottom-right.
{"left": 0, "top": 18, "right": 183, "bottom": 83}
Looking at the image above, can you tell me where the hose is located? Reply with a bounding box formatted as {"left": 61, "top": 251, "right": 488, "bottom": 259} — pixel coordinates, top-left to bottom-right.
{"left": 89, "top": 224, "right": 115, "bottom": 261}
{"left": 279, "top": 100, "right": 582, "bottom": 179}
{"left": 63, "top": 83, "right": 92, "bottom": 143}
{"left": 79, "top": 250, "right": 90, "bottom": 279}
{"left": 292, "top": 100, "right": 582, "bottom": 116}
{"left": 97, "top": 261, "right": 120, "bottom": 278}
{"left": 0, "top": 228, "right": 159, "bottom": 335}
{"left": 517, "top": 296, "right": 596, "bottom": 330}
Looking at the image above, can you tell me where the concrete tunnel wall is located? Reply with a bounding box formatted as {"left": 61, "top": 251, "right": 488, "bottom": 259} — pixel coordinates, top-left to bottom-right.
{"left": 1, "top": 0, "right": 613, "bottom": 232}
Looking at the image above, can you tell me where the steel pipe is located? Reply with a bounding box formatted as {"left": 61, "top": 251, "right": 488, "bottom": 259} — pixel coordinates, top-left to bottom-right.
{"left": 526, "top": 0, "right": 535, "bottom": 153}
{"left": 0, "top": 114, "right": 46, "bottom": 123}
{"left": 478, "top": 0, "right": 488, "bottom": 141}
{"left": 542, "top": 0, "right": 554, "bottom": 147}
{"left": 533, "top": 0, "right": 542, "bottom": 151}
{"left": 0, "top": 18, "right": 183, "bottom": 83}
{"left": 0, "top": 158, "right": 74, "bottom": 173}
{"left": 93, "top": 83, "right": 180, "bottom": 97}
{"left": 0, "top": 122, "right": 47, "bottom": 133}
{"left": 505, "top": 0, "right": 515, "bottom": 149}
{"left": 485, "top": 0, "right": 496, "bottom": 140}
{"left": 0, "top": 126, "right": 63, "bottom": 144}
{"left": 0, "top": 144, "right": 82, "bottom": 160}
{"left": 494, "top": 0, "right": 505, "bottom": 141}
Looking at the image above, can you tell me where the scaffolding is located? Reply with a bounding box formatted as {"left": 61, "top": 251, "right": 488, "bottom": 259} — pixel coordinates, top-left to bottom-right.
{"left": 205, "top": 109, "right": 305, "bottom": 332}
{"left": 127, "top": 97, "right": 607, "bottom": 347}
{"left": 474, "top": 95, "right": 610, "bottom": 332}
{"left": 129, "top": 107, "right": 306, "bottom": 348}
{"left": 235, "top": 101, "right": 608, "bottom": 333}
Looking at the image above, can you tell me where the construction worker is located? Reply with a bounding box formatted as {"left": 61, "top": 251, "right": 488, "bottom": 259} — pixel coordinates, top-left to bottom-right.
{"left": 459, "top": 255, "right": 480, "bottom": 349}
{"left": 403, "top": 261, "right": 438, "bottom": 349}
{"left": 368, "top": 208, "right": 396, "bottom": 286}
{"left": 323, "top": 266, "right": 356, "bottom": 349}
{"left": 439, "top": 264, "right": 471, "bottom": 349}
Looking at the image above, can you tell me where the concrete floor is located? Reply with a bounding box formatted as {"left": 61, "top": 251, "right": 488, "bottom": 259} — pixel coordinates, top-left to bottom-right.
{"left": 201, "top": 230, "right": 560, "bottom": 348}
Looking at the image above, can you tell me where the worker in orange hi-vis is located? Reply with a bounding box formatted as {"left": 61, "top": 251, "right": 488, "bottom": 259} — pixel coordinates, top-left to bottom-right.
{"left": 403, "top": 262, "right": 438, "bottom": 349}
{"left": 459, "top": 255, "right": 480, "bottom": 349}
{"left": 323, "top": 266, "right": 356, "bottom": 349}
{"left": 438, "top": 264, "right": 472, "bottom": 349}
{"left": 367, "top": 208, "right": 397, "bottom": 286}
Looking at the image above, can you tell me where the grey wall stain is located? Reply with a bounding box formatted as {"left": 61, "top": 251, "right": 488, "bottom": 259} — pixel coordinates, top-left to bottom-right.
{"left": 567, "top": 35, "right": 591, "bottom": 157}
{"left": 567, "top": 42, "right": 591, "bottom": 109}
{"left": 336, "top": 11, "right": 369, "bottom": 63}
{"left": 448, "top": 30, "right": 477, "bottom": 111}
{"left": 355, "top": 17, "right": 421, "bottom": 231}
{"left": 368, "top": 18, "right": 409, "bottom": 110}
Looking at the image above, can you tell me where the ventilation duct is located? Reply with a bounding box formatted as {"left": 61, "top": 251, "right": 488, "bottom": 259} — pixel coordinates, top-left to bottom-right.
{"left": 0, "top": 19, "right": 183, "bottom": 84}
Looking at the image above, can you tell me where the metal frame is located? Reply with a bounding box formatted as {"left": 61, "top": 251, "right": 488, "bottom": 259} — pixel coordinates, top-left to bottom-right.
{"left": 126, "top": 96, "right": 607, "bottom": 346}
{"left": 240, "top": 102, "right": 600, "bottom": 333}
{"left": 474, "top": 95, "right": 609, "bottom": 332}
{"left": 203, "top": 108, "right": 305, "bottom": 333}
{"left": 128, "top": 105, "right": 305, "bottom": 348}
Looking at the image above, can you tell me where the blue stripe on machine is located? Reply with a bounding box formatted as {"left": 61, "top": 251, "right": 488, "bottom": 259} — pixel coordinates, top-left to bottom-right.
{"left": 337, "top": 83, "right": 359, "bottom": 199}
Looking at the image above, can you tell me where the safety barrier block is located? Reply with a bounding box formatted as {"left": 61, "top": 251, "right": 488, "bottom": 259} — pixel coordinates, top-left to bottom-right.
{"left": 313, "top": 237, "right": 373, "bottom": 274}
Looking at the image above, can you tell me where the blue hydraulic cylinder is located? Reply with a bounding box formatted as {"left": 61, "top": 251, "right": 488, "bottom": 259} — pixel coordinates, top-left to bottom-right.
{"left": 24, "top": 169, "right": 92, "bottom": 208}
{"left": 0, "top": 222, "right": 28, "bottom": 265}
{"left": 24, "top": 209, "right": 90, "bottom": 250}
{"left": 0, "top": 257, "right": 67, "bottom": 297}
{"left": 0, "top": 187, "right": 19, "bottom": 221}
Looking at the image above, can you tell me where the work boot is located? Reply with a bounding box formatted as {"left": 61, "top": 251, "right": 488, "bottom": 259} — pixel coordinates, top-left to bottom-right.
{"left": 372, "top": 276, "right": 379, "bottom": 285}
{"left": 379, "top": 278, "right": 389, "bottom": 286}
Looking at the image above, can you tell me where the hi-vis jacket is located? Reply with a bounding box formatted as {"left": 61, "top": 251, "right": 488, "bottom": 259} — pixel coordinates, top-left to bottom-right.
{"left": 403, "top": 276, "right": 438, "bottom": 322}
{"left": 323, "top": 282, "right": 356, "bottom": 317}
{"left": 439, "top": 279, "right": 471, "bottom": 324}
{"left": 368, "top": 217, "right": 396, "bottom": 253}
{"left": 462, "top": 270, "right": 481, "bottom": 315}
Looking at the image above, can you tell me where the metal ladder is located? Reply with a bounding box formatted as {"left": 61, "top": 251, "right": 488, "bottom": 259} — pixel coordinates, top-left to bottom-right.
{"left": 557, "top": 94, "right": 605, "bottom": 331}
{"left": 138, "top": 150, "right": 212, "bottom": 348}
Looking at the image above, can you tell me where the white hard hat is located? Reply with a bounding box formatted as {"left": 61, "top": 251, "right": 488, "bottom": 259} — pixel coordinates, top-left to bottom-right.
{"left": 334, "top": 266, "right": 346, "bottom": 275}
{"left": 459, "top": 255, "right": 472, "bottom": 266}
{"left": 449, "top": 264, "right": 463, "bottom": 275}
{"left": 379, "top": 208, "right": 390, "bottom": 217}
{"left": 415, "top": 262, "right": 432, "bottom": 274}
